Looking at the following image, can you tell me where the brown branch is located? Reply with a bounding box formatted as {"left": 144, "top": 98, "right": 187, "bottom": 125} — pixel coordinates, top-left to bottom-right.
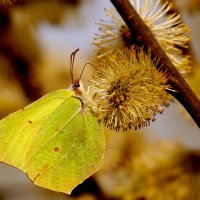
{"left": 110, "top": 0, "right": 200, "bottom": 127}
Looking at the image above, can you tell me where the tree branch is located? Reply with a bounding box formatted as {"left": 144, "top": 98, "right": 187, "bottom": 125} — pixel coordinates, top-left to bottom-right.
{"left": 110, "top": 0, "right": 200, "bottom": 127}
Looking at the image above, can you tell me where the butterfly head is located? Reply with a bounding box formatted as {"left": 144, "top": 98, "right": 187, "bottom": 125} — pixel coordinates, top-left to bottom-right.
{"left": 69, "top": 49, "right": 101, "bottom": 107}
{"left": 69, "top": 49, "right": 88, "bottom": 100}
{"left": 71, "top": 78, "right": 85, "bottom": 97}
{"left": 72, "top": 79, "right": 80, "bottom": 90}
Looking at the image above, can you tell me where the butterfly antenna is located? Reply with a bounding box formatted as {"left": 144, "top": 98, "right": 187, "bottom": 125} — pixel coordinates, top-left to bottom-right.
{"left": 70, "top": 48, "right": 80, "bottom": 82}
{"left": 79, "top": 62, "right": 105, "bottom": 79}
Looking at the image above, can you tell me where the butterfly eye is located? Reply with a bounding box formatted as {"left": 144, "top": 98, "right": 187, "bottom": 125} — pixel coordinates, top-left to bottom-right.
{"left": 72, "top": 79, "right": 80, "bottom": 89}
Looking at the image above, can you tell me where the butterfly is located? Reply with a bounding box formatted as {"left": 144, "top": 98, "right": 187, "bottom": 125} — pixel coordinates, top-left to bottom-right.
{"left": 0, "top": 49, "right": 105, "bottom": 194}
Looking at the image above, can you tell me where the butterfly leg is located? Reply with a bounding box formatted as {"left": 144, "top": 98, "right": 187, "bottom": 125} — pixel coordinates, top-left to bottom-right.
{"left": 72, "top": 96, "right": 85, "bottom": 110}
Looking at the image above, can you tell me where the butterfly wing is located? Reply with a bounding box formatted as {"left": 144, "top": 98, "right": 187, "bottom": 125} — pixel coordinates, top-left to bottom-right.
{"left": 0, "top": 89, "right": 105, "bottom": 194}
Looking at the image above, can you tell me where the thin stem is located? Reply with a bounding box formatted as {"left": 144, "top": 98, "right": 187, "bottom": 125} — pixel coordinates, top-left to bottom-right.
{"left": 110, "top": 0, "right": 200, "bottom": 127}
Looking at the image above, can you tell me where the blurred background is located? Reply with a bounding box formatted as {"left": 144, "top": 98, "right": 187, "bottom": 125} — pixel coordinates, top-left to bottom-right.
{"left": 0, "top": 0, "right": 200, "bottom": 199}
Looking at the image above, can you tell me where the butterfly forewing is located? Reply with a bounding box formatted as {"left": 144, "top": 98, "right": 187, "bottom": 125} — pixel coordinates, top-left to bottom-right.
{"left": 0, "top": 89, "right": 105, "bottom": 194}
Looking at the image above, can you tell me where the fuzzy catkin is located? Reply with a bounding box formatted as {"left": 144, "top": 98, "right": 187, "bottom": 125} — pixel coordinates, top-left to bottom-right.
{"left": 93, "top": 0, "right": 191, "bottom": 75}
{"left": 90, "top": 47, "right": 169, "bottom": 131}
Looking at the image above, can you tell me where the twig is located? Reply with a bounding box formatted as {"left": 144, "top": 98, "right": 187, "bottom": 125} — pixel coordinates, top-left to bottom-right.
{"left": 110, "top": 0, "right": 200, "bottom": 127}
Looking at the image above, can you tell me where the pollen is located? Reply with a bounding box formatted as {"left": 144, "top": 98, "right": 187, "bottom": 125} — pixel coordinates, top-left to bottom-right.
{"left": 90, "top": 47, "right": 169, "bottom": 131}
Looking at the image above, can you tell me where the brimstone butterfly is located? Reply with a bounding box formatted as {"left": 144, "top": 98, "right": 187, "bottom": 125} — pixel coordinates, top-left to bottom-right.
{"left": 0, "top": 49, "right": 105, "bottom": 194}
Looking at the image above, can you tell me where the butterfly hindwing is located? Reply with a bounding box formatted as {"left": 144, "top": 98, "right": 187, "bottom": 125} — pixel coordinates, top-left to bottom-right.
{"left": 0, "top": 89, "right": 105, "bottom": 194}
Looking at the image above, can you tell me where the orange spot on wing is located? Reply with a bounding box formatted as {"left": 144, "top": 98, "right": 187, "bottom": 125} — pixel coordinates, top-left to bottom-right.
{"left": 54, "top": 147, "right": 60, "bottom": 152}
{"left": 56, "top": 127, "right": 60, "bottom": 132}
